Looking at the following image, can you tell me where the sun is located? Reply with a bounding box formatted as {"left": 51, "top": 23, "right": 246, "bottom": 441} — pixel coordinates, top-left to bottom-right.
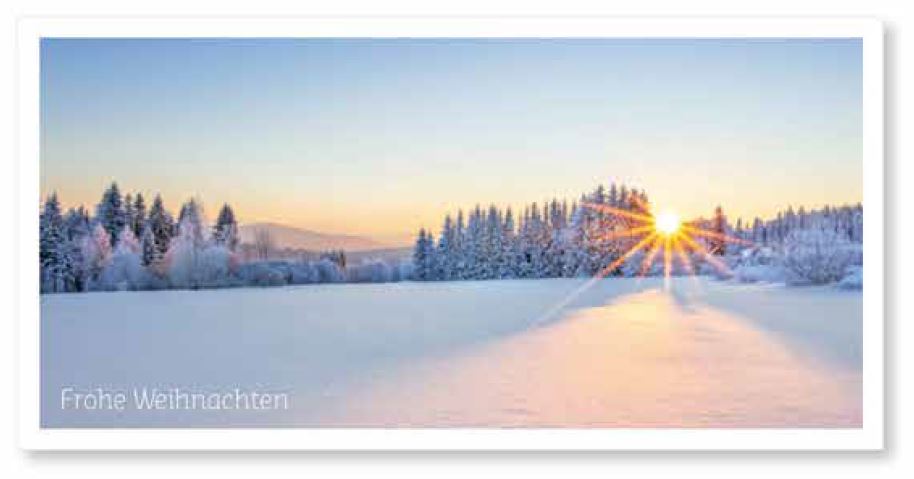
{"left": 654, "top": 210, "right": 681, "bottom": 236}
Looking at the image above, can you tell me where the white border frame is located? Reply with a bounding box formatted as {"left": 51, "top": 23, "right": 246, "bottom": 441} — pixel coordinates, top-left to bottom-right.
{"left": 17, "top": 17, "right": 884, "bottom": 451}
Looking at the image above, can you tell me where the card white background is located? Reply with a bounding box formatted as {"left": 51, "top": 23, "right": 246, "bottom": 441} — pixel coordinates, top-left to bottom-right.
{"left": 1, "top": 0, "right": 911, "bottom": 477}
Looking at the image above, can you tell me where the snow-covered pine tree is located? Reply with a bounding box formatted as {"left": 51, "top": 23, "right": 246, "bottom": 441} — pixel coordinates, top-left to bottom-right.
{"left": 118, "top": 227, "right": 141, "bottom": 255}
{"left": 177, "top": 198, "right": 206, "bottom": 247}
{"left": 140, "top": 224, "right": 157, "bottom": 266}
{"left": 562, "top": 201, "right": 587, "bottom": 277}
{"left": 540, "top": 199, "right": 565, "bottom": 277}
{"left": 479, "top": 205, "right": 503, "bottom": 279}
{"left": 131, "top": 193, "right": 147, "bottom": 236}
{"left": 147, "top": 194, "right": 175, "bottom": 264}
{"left": 39, "top": 193, "right": 67, "bottom": 292}
{"left": 213, "top": 203, "right": 239, "bottom": 251}
{"left": 464, "top": 206, "right": 484, "bottom": 279}
{"left": 436, "top": 214, "right": 455, "bottom": 280}
{"left": 95, "top": 182, "right": 127, "bottom": 247}
{"left": 124, "top": 193, "right": 135, "bottom": 241}
{"left": 60, "top": 207, "right": 90, "bottom": 291}
{"left": 424, "top": 232, "right": 437, "bottom": 280}
{"left": 710, "top": 206, "right": 727, "bottom": 255}
{"left": 412, "top": 228, "right": 432, "bottom": 281}
{"left": 81, "top": 222, "right": 113, "bottom": 289}
{"left": 499, "top": 207, "right": 517, "bottom": 279}
{"left": 522, "top": 202, "right": 547, "bottom": 278}
{"left": 99, "top": 226, "right": 145, "bottom": 290}
{"left": 453, "top": 210, "right": 467, "bottom": 279}
{"left": 618, "top": 185, "right": 630, "bottom": 213}
{"left": 608, "top": 183, "right": 619, "bottom": 207}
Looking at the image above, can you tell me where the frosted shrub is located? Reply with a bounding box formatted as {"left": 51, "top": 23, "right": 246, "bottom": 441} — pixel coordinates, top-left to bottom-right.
{"left": 100, "top": 249, "right": 146, "bottom": 290}
{"left": 782, "top": 228, "right": 861, "bottom": 285}
{"left": 235, "top": 262, "right": 287, "bottom": 287}
{"left": 196, "top": 246, "right": 233, "bottom": 287}
{"left": 396, "top": 261, "right": 415, "bottom": 282}
{"left": 838, "top": 265, "right": 863, "bottom": 290}
{"left": 166, "top": 243, "right": 233, "bottom": 289}
{"left": 97, "top": 228, "right": 147, "bottom": 290}
{"left": 694, "top": 258, "right": 733, "bottom": 279}
{"left": 289, "top": 262, "right": 319, "bottom": 284}
{"left": 619, "top": 250, "right": 645, "bottom": 277}
{"left": 348, "top": 260, "right": 393, "bottom": 283}
{"left": 315, "top": 259, "right": 345, "bottom": 283}
{"left": 81, "top": 223, "right": 113, "bottom": 290}
{"left": 733, "top": 264, "right": 784, "bottom": 283}
{"left": 732, "top": 246, "right": 785, "bottom": 283}
{"left": 166, "top": 218, "right": 233, "bottom": 289}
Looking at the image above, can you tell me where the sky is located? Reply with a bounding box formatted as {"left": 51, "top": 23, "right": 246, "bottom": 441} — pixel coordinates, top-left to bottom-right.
{"left": 40, "top": 38, "right": 862, "bottom": 245}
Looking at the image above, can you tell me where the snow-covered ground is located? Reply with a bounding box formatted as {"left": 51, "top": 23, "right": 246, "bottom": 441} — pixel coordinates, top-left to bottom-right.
{"left": 41, "top": 277, "right": 861, "bottom": 428}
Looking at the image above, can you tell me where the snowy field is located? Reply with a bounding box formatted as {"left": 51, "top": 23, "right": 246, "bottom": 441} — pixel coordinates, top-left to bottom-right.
{"left": 41, "top": 277, "right": 861, "bottom": 428}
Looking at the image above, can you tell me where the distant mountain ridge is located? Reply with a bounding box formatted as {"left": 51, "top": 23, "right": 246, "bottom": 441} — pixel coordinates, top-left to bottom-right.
{"left": 238, "top": 222, "right": 390, "bottom": 252}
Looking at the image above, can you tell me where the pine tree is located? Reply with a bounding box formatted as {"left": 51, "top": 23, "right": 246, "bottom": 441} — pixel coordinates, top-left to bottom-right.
{"left": 608, "top": 183, "right": 619, "bottom": 207}
{"left": 710, "top": 205, "right": 727, "bottom": 255}
{"left": 412, "top": 228, "right": 432, "bottom": 281}
{"left": 131, "top": 193, "right": 147, "bottom": 236}
{"left": 436, "top": 215, "right": 455, "bottom": 280}
{"left": 563, "top": 202, "right": 588, "bottom": 277}
{"left": 60, "top": 207, "right": 90, "bottom": 291}
{"left": 82, "top": 223, "right": 113, "bottom": 288}
{"left": 140, "top": 224, "right": 157, "bottom": 266}
{"left": 146, "top": 194, "right": 175, "bottom": 264}
{"left": 464, "top": 206, "right": 484, "bottom": 279}
{"left": 499, "top": 207, "right": 517, "bottom": 279}
{"left": 117, "top": 227, "right": 141, "bottom": 255}
{"left": 124, "top": 193, "right": 135, "bottom": 239}
{"left": 177, "top": 199, "right": 206, "bottom": 249}
{"left": 425, "top": 232, "right": 437, "bottom": 279}
{"left": 213, "top": 203, "right": 239, "bottom": 251}
{"left": 752, "top": 217, "right": 764, "bottom": 244}
{"left": 39, "top": 193, "right": 66, "bottom": 292}
{"left": 95, "top": 182, "right": 126, "bottom": 247}
{"left": 453, "top": 210, "right": 466, "bottom": 279}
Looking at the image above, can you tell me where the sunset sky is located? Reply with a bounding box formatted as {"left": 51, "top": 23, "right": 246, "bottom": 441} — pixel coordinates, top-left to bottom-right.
{"left": 40, "top": 38, "right": 862, "bottom": 245}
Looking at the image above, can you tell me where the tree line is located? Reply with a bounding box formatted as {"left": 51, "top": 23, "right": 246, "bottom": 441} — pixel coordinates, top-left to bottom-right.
{"left": 40, "top": 181, "right": 864, "bottom": 293}
{"left": 39, "top": 183, "right": 399, "bottom": 293}
{"left": 411, "top": 182, "right": 864, "bottom": 284}
{"left": 39, "top": 183, "right": 244, "bottom": 292}
{"left": 411, "top": 183, "right": 659, "bottom": 281}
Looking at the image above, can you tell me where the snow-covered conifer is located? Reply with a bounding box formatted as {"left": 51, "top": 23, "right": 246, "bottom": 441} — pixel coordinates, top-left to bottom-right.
{"left": 131, "top": 193, "right": 147, "bottom": 236}
{"left": 95, "top": 182, "right": 127, "bottom": 247}
{"left": 81, "top": 223, "right": 113, "bottom": 289}
{"left": 213, "top": 203, "right": 239, "bottom": 251}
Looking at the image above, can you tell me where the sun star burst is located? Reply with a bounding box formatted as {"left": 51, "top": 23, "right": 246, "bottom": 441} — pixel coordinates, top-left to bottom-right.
{"left": 532, "top": 201, "right": 753, "bottom": 325}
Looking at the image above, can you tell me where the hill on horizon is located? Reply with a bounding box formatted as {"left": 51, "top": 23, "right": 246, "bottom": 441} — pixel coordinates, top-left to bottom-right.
{"left": 238, "top": 222, "right": 394, "bottom": 252}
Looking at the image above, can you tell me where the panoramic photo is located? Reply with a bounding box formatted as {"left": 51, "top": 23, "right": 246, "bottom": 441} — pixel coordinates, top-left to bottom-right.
{"left": 39, "top": 37, "right": 863, "bottom": 428}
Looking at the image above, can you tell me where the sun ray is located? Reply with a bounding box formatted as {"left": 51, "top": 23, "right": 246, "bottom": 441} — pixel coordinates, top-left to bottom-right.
{"left": 581, "top": 202, "right": 654, "bottom": 224}
{"left": 602, "top": 233, "right": 659, "bottom": 277}
{"left": 639, "top": 235, "right": 664, "bottom": 277}
{"left": 672, "top": 237, "right": 695, "bottom": 276}
{"left": 530, "top": 233, "right": 657, "bottom": 325}
{"left": 681, "top": 224, "right": 754, "bottom": 246}
{"left": 678, "top": 233, "right": 733, "bottom": 277}
{"left": 592, "top": 224, "right": 653, "bottom": 242}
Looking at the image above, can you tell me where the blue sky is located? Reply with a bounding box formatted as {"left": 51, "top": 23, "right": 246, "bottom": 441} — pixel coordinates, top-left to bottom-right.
{"left": 40, "top": 38, "right": 862, "bottom": 242}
